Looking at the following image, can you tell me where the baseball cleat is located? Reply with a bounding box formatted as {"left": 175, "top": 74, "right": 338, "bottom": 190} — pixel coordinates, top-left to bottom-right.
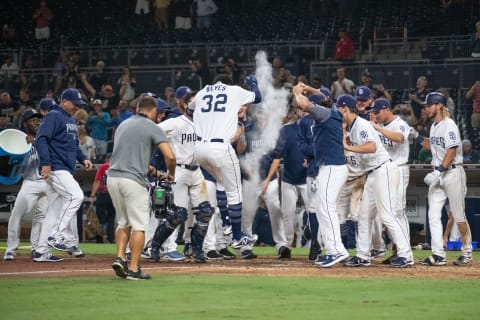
{"left": 240, "top": 249, "right": 257, "bottom": 259}
{"left": 316, "top": 252, "right": 349, "bottom": 268}
{"left": 32, "top": 252, "right": 64, "bottom": 262}
{"left": 453, "top": 255, "right": 472, "bottom": 266}
{"left": 218, "top": 248, "right": 236, "bottom": 260}
{"left": 308, "top": 242, "right": 321, "bottom": 262}
{"left": 389, "top": 256, "right": 414, "bottom": 268}
{"left": 67, "top": 245, "right": 84, "bottom": 257}
{"left": 206, "top": 250, "right": 224, "bottom": 260}
{"left": 3, "top": 251, "right": 16, "bottom": 261}
{"left": 343, "top": 256, "right": 371, "bottom": 267}
{"left": 112, "top": 257, "right": 129, "bottom": 278}
{"left": 141, "top": 247, "right": 152, "bottom": 259}
{"left": 231, "top": 234, "right": 254, "bottom": 249}
{"left": 419, "top": 254, "right": 446, "bottom": 266}
{"left": 382, "top": 255, "right": 397, "bottom": 265}
{"left": 47, "top": 237, "right": 69, "bottom": 251}
{"left": 370, "top": 249, "right": 386, "bottom": 258}
{"left": 278, "top": 246, "right": 291, "bottom": 259}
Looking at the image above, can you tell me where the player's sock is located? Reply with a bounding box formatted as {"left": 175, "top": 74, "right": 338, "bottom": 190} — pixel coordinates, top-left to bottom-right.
{"left": 229, "top": 202, "right": 242, "bottom": 240}
{"left": 308, "top": 212, "right": 319, "bottom": 243}
{"left": 216, "top": 190, "right": 230, "bottom": 226}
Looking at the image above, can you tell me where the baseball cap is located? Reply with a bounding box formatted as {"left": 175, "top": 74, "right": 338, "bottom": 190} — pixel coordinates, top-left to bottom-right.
{"left": 175, "top": 86, "right": 191, "bottom": 99}
{"left": 60, "top": 88, "right": 86, "bottom": 106}
{"left": 21, "top": 109, "right": 42, "bottom": 122}
{"left": 355, "top": 86, "right": 371, "bottom": 101}
{"left": 367, "top": 98, "right": 391, "bottom": 113}
{"left": 424, "top": 92, "right": 447, "bottom": 106}
{"left": 157, "top": 98, "right": 170, "bottom": 112}
{"left": 462, "top": 139, "right": 472, "bottom": 146}
{"left": 92, "top": 99, "right": 102, "bottom": 105}
{"left": 319, "top": 87, "right": 332, "bottom": 100}
{"left": 308, "top": 93, "right": 325, "bottom": 105}
{"left": 39, "top": 98, "right": 55, "bottom": 111}
{"left": 335, "top": 94, "right": 356, "bottom": 108}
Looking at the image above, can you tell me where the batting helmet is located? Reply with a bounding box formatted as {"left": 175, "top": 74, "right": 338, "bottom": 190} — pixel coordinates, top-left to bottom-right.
{"left": 425, "top": 92, "right": 447, "bottom": 106}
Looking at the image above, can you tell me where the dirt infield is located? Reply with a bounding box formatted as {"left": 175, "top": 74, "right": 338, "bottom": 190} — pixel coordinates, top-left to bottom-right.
{"left": 1, "top": 254, "right": 480, "bottom": 279}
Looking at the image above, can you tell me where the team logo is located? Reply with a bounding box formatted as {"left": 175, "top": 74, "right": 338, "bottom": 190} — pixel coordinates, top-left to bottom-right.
{"left": 449, "top": 131, "right": 456, "bottom": 141}
{"left": 360, "top": 130, "right": 368, "bottom": 139}
{"left": 358, "top": 88, "right": 364, "bottom": 95}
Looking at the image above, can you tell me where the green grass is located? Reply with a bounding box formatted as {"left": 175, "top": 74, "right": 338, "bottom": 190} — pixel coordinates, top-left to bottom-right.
{"left": 2, "top": 243, "right": 480, "bottom": 320}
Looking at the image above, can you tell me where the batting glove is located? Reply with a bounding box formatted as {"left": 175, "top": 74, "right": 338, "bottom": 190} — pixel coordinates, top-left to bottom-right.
{"left": 245, "top": 75, "right": 258, "bottom": 88}
{"left": 424, "top": 170, "right": 441, "bottom": 187}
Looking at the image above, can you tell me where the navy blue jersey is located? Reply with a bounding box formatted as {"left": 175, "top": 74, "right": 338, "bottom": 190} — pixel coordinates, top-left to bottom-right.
{"left": 36, "top": 105, "right": 86, "bottom": 173}
{"left": 310, "top": 106, "right": 346, "bottom": 167}
{"left": 273, "top": 122, "right": 307, "bottom": 185}
{"left": 297, "top": 114, "right": 319, "bottom": 178}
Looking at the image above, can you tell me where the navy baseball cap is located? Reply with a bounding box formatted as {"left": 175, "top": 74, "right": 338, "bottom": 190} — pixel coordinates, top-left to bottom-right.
{"left": 319, "top": 87, "right": 332, "bottom": 100}
{"left": 355, "top": 86, "right": 371, "bottom": 101}
{"left": 141, "top": 92, "right": 158, "bottom": 98}
{"left": 39, "top": 98, "right": 55, "bottom": 111}
{"left": 60, "top": 88, "right": 86, "bottom": 106}
{"left": 21, "top": 109, "right": 42, "bottom": 122}
{"left": 175, "top": 86, "right": 191, "bottom": 99}
{"left": 424, "top": 92, "right": 447, "bottom": 106}
{"left": 335, "top": 94, "right": 356, "bottom": 108}
{"left": 308, "top": 93, "right": 325, "bottom": 105}
{"left": 157, "top": 98, "right": 170, "bottom": 112}
{"left": 367, "top": 98, "right": 391, "bottom": 113}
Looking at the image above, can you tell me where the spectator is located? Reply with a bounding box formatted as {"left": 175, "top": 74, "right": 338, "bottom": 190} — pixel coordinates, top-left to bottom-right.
{"left": 60, "top": 55, "right": 81, "bottom": 92}
{"left": 0, "top": 92, "right": 21, "bottom": 127}
{"left": 330, "top": 66, "right": 355, "bottom": 100}
{"left": 117, "top": 66, "right": 136, "bottom": 102}
{"left": 437, "top": 88, "right": 455, "bottom": 117}
{"left": 465, "top": 80, "right": 480, "bottom": 132}
{"left": 194, "top": 0, "right": 218, "bottom": 30}
{"left": 311, "top": 77, "right": 324, "bottom": 89}
{"left": 216, "top": 57, "right": 242, "bottom": 84}
{"left": 335, "top": 30, "right": 354, "bottom": 62}
{"left": 174, "top": 0, "right": 194, "bottom": 30}
{"left": 360, "top": 71, "right": 374, "bottom": 88}
{"left": 471, "top": 21, "right": 480, "bottom": 58}
{"left": 32, "top": 0, "right": 54, "bottom": 41}
{"left": 112, "top": 99, "right": 133, "bottom": 128}
{"left": 407, "top": 76, "right": 431, "bottom": 120}
{"left": 188, "top": 57, "right": 211, "bottom": 86}
{"left": 78, "top": 126, "right": 96, "bottom": 161}
{"left": 154, "top": 0, "right": 171, "bottom": 31}
{"left": 462, "top": 139, "right": 480, "bottom": 164}
{"left": 52, "top": 50, "right": 68, "bottom": 93}
{"left": 18, "top": 89, "right": 36, "bottom": 109}
{"left": 0, "top": 114, "right": 14, "bottom": 132}
{"left": 393, "top": 102, "right": 417, "bottom": 127}
{"left": 0, "top": 55, "right": 20, "bottom": 93}
{"left": 2, "top": 24, "right": 17, "bottom": 48}
{"left": 86, "top": 99, "right": 112, "bottom": 162}
{"left": 80, "top": 71, "right": 120, "bottom": 114}
{"left": 88, "top": 60, "right": 109, "bottom": 94}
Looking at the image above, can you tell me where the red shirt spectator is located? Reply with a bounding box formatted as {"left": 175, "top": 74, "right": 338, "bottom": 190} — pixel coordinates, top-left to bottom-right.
{"left": 335, "top": 31, "right": 354, "bottom": 61}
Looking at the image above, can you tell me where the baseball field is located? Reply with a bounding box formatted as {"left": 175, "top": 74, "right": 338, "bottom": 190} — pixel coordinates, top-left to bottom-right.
{"left": 1, "top": 243, "right": 480, "bottom": 320}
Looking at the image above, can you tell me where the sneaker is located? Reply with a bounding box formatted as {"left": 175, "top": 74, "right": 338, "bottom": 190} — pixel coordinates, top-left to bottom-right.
{"left": 3, "top": 251, "right": 15, "bottom": 261}
{"left": 453, "top": 255, "right": 472, "bottom": 266}
{"left": 218, "top": 248, "right": 236, "bottom": 260}
{"left": 163, "top": 251, "right": 186, "bottom": 262}
{"left": 240, "top": 249, "right": 257, "bottom": 259}
{"left": 32, "top": 252, "right": 64, "bottom": 262}
{"left": 314, "top": 254, "right": 325, "bottom": 264}
{"left": 382, "top": 255, "right": 396, "bottom": 265}
{"left": 370, "top": 249, "right": 386, "bottom": 258}
{"left": 344, "top": 256, "right": 371, "bottom": 267}
{"left": 206, "top": 250, "right": 224, "bottom": 260}
{"left": 390, "top": 256, "right": 414, "bottom": 268}
{"left": 126, "top": 267, "right": 151, "bottom": 280}
{"left": 231, "top": 234, "right": 254, "bottom": 249}
{"left": 67, "top": 245, "right": 84, "bottom": 257}
{"left": 315, "top": 252, "right": 349, "bottom": 268}
{"left": 308, "top": 242, "right": 321, "bottom": 262}
{"left": 183, "top": 243, "right": 192, "bottom": 258}
{"left": 419, "top": 254, "right": 447, "bottom": 266}
{"left": 222, "top": 224, "right": 233, "bottom": 236}
{"left": 278, "top": 246, "right": 291, "bottom": 259}
{"left": 112, "top": 257, "right": 129, "bottom": 278}
{"left": 141, "top": 247, "right": 152, "bottom": 259}
{"left": 192, "top": 252, "right": 207, "bottom": 263}
{"left": 47, "top": 237, "right": 69, "bottom": 251}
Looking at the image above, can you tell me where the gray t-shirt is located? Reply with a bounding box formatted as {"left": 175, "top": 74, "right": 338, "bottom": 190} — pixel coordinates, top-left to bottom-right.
{"left": 108, "top": 115, "right": 168, "bottom": 188}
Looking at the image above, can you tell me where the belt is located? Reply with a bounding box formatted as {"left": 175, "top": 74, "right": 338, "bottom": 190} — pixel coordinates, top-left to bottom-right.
{"left": 367, "top": 159, "right": 391, "bottom": 174}
{"left": 435, "top": 164, "right": 459, "bottom": 171}
{"left": 177, "top": 164, "right": 199, "bottom": 171}
{"left": 197, "top": 136, "right": 224, "bottom": 143}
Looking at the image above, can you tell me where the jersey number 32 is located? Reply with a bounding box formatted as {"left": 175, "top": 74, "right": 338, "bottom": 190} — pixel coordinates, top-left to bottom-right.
{"left": 201, "top": 94, "right": 227, "bottom": 112}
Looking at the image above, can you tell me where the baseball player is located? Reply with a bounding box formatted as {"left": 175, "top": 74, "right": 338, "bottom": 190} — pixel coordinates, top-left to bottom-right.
{"left": 262, "top": 103, "right": 308, "bottom": 259}
{"left": 150, "top": 92, "right": 214, "bottom": 263}
{"left": 368, "top": 98, "right": 411, "bottom": 262}
{"left": 4, "top": 108, "right": 49, "bottom": 260}
{"left": 411, "top": 92, "right": 473, "bottom": 266}
{"left": 192, "top": 74, "right": 261, "bottom": 249}
{"left": 336, "top": 95, "right": 413, "bottom": 268}
{"left": 293, "top": 84, "right": 350, "bottom": 268}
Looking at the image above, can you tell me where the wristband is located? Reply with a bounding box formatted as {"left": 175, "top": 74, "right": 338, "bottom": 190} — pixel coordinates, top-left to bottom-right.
{"left": 435, "top": 165, "right": 446, "bottom": 172}
{"left": 415, "top": 135, "right": 425, "bottom": 144}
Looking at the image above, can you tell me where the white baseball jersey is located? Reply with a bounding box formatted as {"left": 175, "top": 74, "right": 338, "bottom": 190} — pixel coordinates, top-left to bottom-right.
{"left": 344, "top": 150, "right": 364, "bottom": 179}
{"left": 193, "top": 81, "right": 255, "bottom": 142}
{"left": 377, "top": 116, "right": 410, "bottom": 165}
{"left": 158, "top": 115, "right": 198, "bottom": 165}
{"left": 429, "top": 117, "right": 463, "bottom": 167}
{"left": 348, "top": 117, "right": 390, "bottom": 172}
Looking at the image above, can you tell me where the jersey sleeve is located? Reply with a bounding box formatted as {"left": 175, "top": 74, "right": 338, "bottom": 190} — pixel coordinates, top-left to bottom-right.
{"left": 443, "top": 120, "right": 461, "bottom": 149}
